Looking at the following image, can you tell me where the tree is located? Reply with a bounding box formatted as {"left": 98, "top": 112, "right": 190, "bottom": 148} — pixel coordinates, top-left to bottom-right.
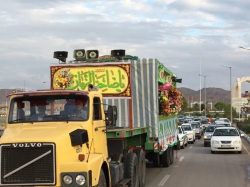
{"left": 214, "top": 102, "right": 225, "bottom": 111}
{"left": 201, "top": 103, "right": 205, "bottom": 111}
{"left": 193, "top": 103, "right": 199, "bottom": 111}
{"left": 222, "top": 104, "right": 237, "bottom": 120}
{"left": 182, "top": 97, "right": 188, "bottom": 111}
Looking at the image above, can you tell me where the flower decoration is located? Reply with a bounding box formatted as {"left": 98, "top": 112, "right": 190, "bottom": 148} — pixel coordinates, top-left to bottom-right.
{"left": 159, "top": 84, "right": 183, "bottom": 115}
{"left": 54, "top": 68, "right": 72, "bottom": 89}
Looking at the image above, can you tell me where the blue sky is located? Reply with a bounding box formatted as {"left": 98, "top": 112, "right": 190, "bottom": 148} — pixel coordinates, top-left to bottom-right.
{"left": 0, "top": 0, "right": 250, "bottom": 92}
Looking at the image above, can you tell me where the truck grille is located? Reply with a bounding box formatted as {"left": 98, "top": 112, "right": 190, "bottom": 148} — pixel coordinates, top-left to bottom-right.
{"left": 0, "top": 143, "right": 55, "bottom": 185}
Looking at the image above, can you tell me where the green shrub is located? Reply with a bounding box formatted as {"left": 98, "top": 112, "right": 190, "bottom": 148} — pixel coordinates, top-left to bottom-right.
{"left": 237, "top": 118, "right": 250, "bottom": 134}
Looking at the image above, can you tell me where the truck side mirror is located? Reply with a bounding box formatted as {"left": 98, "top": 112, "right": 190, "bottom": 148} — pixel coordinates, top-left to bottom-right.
{"left": 107, "top": 105, "right": 117, "bottom": 127}
{"left": 69, "top": 129, "right": 89, "bottom": 146}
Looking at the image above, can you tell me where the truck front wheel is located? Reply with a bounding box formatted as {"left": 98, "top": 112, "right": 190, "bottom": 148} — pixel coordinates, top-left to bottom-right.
{"left": 96, "top": 169, "right": 106, "bottom": 187}
{"left": 124, "top": 152, "right": 139, "bottom": 187}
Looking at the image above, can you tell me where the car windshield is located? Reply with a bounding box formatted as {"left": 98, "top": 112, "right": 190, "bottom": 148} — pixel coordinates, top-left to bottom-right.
{"left": 8, "top": 95, "right": 90, "bottom": 123}
{"left": 206, "top": 126, "right": 215, "bottom": 132}
{"left": 191, "top": 124, "right": 199, "bottom": 128}
{"left": 201, "top": 120, "right": 208, "bottom": 124}
{"left": 182, "top": 126, "right": 191, "bottom": 131}
{"left": 213, "top": 129, "right": 239, "bottom": 136}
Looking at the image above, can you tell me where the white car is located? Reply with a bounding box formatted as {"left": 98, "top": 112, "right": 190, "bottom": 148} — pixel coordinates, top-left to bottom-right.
{"left": 214, "top": 120, "right": 231, "bottom": 127}
{"left": 211, "top": 127, "right": 243, "bottom": 154}
{"left": 181, "top": 123, "right": 195, "bottom": 144}
{"left": 178, "top": 126, "right": 188, "bottom": 149}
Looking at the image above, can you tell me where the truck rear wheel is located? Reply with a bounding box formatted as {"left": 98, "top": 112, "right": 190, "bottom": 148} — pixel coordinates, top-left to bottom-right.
{"left": 153, "top": 153, "right": 160, "bottom": 167}
{"left": 124, "top": 152, "right": 139, "bottom": 187}
{"left": 96, "top": 169, "right": 107, "bottom": 187}
{"left": 161, "top": 148, "right": 170, "bottom": 167}
{"left": 169, "top": 147, "right": 174, "bottom": 165}
{"left": 134, "top": 149, "right": 146, "bottom": 187}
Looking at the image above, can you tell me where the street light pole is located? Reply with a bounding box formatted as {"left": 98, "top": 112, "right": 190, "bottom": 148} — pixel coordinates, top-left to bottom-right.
{"left": 199, "top": 74, "right": 209, "bottom": 117}
{"left": 221, "top": 65, "right": 232, "bottom": 123}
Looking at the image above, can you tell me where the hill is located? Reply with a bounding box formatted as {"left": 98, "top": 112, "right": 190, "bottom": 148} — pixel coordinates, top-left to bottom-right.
{"left": 177, "top": 87, "right": 231, "bottom": 107}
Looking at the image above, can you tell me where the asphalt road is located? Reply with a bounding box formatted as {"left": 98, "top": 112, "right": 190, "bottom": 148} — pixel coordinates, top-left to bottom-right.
{"left": 145, "top": 136, "right": 250, "bottom": 187}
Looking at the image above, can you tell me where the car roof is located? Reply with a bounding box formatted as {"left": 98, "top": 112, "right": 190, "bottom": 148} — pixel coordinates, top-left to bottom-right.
{"left": 181, "top": 123, "right": 191, "bottom": 126}
{"left": 208, "top": 125, "right": 225, "bottom": 127}
{"left": 214, "top": 127, "right": 236, "bottom": 130}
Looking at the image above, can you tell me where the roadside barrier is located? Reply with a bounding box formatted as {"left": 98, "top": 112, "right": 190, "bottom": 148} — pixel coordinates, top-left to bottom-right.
{"left": 239, "top": 130, "right": 250, "bottom": 143}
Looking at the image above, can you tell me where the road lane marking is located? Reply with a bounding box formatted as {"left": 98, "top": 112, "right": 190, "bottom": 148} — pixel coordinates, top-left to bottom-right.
{"left": 158, "top": 175, "right": 170, "bottom": 186}
{"left": 189, "top": 146, "right": 193, "bottom": 149}
{"left": 242, "top": 144, "right": 250, "bottom": 156}
{"left": 179, "top": 156, "right": 184, "bottom": 162}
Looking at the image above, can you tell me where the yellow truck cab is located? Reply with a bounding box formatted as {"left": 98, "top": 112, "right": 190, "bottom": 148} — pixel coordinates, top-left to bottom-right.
{"left": 0, "top": 88, "right": 113, "bottom": 187}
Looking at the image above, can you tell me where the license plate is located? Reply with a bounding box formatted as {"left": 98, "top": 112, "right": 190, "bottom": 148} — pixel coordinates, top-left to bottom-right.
{"left": 221, "top": 145, "right": 231, "bottom": 147}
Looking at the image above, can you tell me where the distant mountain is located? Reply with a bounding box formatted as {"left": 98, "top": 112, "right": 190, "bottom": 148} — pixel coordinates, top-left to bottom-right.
{"left": 177, "top": 87, "right": 231, "bottom": 106}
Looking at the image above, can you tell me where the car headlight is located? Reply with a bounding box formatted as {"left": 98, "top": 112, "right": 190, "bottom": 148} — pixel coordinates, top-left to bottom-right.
{"left": 63, "top": 175, "right": 73, "bottom": 185}
{"left": 211, "top": 140, "right": 220, "bottom": 144}
{"left": 76, "top": 175, "right": 86, "bottom": 185}
{"left": 233, "top": 140, "right": 241, "bottom": 144}
{"left": 204, "top": 135, "right": 210, "bottom": 139}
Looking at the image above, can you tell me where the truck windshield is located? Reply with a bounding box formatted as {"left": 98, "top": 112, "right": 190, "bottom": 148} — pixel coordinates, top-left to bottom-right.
{"left": 8, "top": 95, "right": 89, "bottom": 123}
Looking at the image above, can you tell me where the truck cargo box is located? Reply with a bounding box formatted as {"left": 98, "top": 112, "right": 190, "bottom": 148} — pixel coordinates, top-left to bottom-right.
{"left": 50, "top": 58, "right": 182, "bottom": 150}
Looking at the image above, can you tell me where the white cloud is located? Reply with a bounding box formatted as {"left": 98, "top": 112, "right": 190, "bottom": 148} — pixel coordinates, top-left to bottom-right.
{"left": 0, "top": 0, "right": 250, "bottom": 92}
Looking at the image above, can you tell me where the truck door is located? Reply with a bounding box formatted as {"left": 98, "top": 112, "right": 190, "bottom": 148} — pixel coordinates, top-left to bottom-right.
{"left": 92, "top": 97, "right": 108, "bottom": 155}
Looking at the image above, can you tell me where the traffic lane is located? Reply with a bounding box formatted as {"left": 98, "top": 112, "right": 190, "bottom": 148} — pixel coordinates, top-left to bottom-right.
{"left": 145, "top": 137, "right": 250, "bottom": 187}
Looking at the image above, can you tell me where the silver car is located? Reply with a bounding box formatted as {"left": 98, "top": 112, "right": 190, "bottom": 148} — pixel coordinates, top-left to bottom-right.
{"left": 190, "top": 122, "right": 202, "bottom": 139}
{"left": 200, "top": 119, "right": 210, "bottom": 130}
{"left": 203, "top": 125, "right": 225, "bottom": 147}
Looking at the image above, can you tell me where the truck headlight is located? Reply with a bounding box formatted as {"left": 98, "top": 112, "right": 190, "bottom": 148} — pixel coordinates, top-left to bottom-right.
{"left": 63, "top": 175, "right": 73, "bottom": 185}
{"left": 76, "top": 175, "right": 86, "bottom": 185}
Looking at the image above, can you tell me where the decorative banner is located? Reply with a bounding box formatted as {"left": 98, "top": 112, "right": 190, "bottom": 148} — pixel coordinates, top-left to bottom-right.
{"left": 158, "top": 61, "right": 173, "bottom": 85}
{"left": 50, "top": 63, "right": 131, "bottom": 97}
{"left": 158, "top": 118, "right": 178, "bottom": 152}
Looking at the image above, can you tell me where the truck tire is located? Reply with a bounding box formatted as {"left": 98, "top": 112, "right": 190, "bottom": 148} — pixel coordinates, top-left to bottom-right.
{"left": 124, "top": 152, "right": 139, "bottom": 187}
{"left": 134, "top": 149, "right": 146, "bottom": 187}
{"left": 161, "top": 148, "right": 170, "bottom": 167}
{"left": 96, "top": 169, "right": 107, "bottom": 187}
{"left": 170, "top": 147, "right": 174, "bottom": 165}
{"left": 176, "top": 141, "right": 180, "bottom": 150}
{"left": 153, "top": 153, "right": 160, "bottom": 167}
